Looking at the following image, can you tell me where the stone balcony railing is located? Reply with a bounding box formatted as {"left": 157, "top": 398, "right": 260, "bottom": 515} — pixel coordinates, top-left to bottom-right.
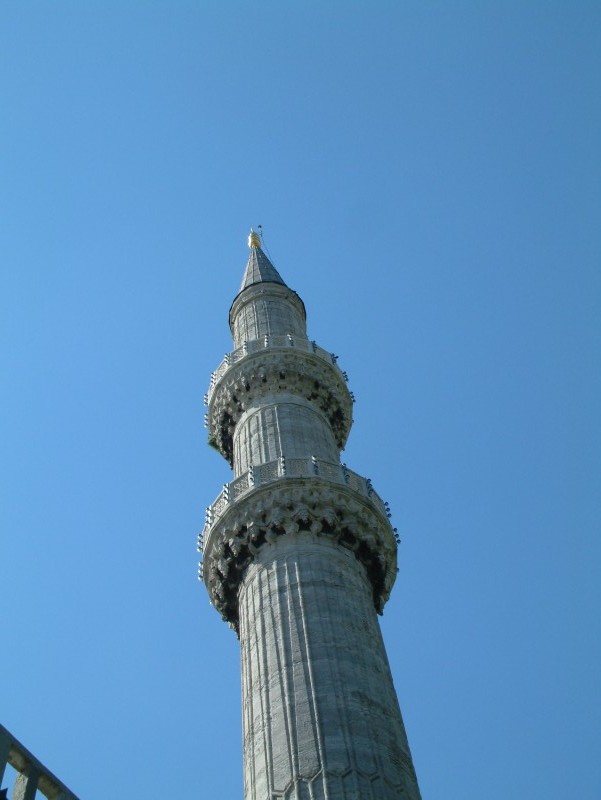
{"left": 0, "top": 723, "right": 79, "bottom": 800}
{"left": 198, "top": 456, "right": 398, "bottom": 560}
{"left": 204, "top": 335, "right": 352, "bottom": 407}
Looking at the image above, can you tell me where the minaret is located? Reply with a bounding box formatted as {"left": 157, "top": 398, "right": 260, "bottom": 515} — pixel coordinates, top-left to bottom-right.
{"left": 200, "top": 230, "right": 421, "bottom": 800}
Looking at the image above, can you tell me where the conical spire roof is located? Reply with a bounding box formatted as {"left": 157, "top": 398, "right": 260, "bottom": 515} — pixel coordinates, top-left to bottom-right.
{"left": 239, "top": 229, "right": 286, "bottom": 291}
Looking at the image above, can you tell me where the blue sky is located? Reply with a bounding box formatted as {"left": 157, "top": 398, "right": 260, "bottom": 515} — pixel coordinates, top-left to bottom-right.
{"left": 1, "top": 3, "right": 599, "bottom": 798}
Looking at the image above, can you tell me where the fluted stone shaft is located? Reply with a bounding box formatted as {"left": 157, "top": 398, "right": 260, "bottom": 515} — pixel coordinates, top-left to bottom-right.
{"left": 233, "top": 396, "right": 339, "bottom": 476}
{"left": 239, "top": 534, "right": 419, "bottom": 800}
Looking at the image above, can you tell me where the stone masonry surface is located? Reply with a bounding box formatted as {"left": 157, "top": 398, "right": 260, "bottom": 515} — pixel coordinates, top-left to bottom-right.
{"left": 199, "top": 235, "right": 421, "bottom": 799}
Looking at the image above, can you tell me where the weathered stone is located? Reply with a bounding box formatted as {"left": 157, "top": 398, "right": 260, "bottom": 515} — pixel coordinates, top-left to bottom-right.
{"left": 200, "top": 234, "right": 421, "bottom": 799}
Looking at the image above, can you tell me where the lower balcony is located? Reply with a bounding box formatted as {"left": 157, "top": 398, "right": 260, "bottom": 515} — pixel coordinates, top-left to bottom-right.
{"left": 198, "top": 457, "right": 396, "bottom": 557}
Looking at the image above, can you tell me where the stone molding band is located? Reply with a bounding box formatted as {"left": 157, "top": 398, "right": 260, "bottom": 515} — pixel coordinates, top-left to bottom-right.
{"left": 201, "top": 478, "right": 398, "bottom": 632}
{"left": 207, "top": 348, "right": 354, "bottom": 465}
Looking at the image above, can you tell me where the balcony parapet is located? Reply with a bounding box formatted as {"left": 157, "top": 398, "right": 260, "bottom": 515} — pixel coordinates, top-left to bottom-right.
{"left": 198, "top": 457, "right": 399, "bottom": 631}
{"left": 205, "top": 336, "right": 348, "bottom": 408}
{"left": 199, "top": 458, "right": 393, "bottom": 547}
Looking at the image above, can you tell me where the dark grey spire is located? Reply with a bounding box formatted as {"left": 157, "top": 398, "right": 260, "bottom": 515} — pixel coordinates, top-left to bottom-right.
{"left": 239, "top": 229, "right": 286, "bottom": 291}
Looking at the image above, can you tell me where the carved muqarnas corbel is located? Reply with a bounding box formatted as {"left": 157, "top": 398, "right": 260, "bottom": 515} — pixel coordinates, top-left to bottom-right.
{"left": 203, "top": 480, "right": 397, "bottom": 633}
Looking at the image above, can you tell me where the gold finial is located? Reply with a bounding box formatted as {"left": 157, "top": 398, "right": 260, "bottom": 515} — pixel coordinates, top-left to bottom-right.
{"left": 248, "top": 229, "right": 261, "bottom": 249}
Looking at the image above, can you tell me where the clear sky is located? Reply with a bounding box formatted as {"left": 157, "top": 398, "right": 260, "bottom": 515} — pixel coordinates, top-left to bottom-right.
{"left": 1, "top": 3, "right": 599, "bottom": 798}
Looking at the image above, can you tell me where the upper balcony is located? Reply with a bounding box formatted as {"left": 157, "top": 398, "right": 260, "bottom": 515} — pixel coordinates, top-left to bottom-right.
{"left": 204, "top": 335, "right": 353, "bottom": 408}
{"left": 204, "top": 336, "right": 355, "bottom": 462}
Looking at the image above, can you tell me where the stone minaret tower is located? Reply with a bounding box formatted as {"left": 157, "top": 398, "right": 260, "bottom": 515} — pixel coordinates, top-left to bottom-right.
{"left": 200, "top": 230, "right": 421, "bottom": 800}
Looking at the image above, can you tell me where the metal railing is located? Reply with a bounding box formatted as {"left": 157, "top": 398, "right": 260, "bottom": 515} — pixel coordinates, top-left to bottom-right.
{"left": 205, "top": 336, "right": 347, "bottom": 406}
{"left": 198, "top": 457, "right": 395, "bottom": 556}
